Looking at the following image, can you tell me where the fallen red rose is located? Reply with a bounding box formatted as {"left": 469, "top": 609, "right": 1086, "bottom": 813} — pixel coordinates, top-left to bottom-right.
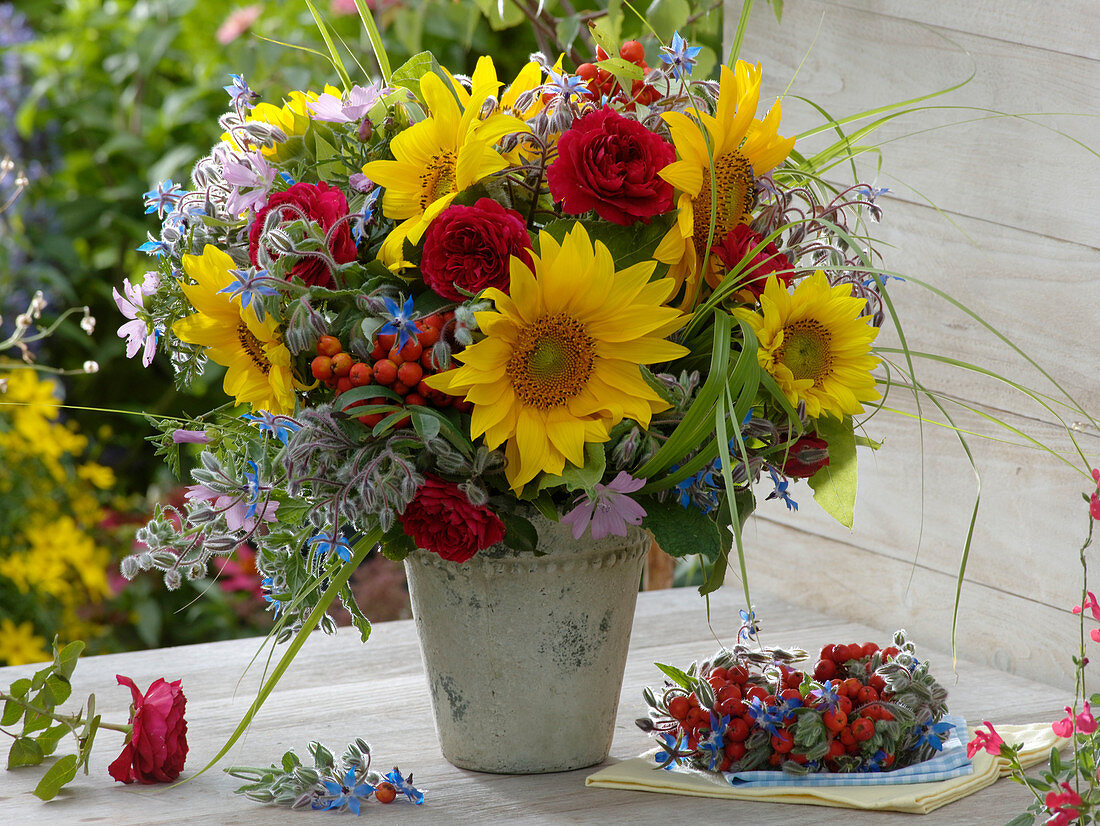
{"left": 107, "top": 675, "right": 188, "bottom": 784}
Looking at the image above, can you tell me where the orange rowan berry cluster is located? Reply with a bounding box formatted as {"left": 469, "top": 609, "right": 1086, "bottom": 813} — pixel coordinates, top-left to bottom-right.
{"left": 575, "top": 41, "right": 660, "bottom": 110}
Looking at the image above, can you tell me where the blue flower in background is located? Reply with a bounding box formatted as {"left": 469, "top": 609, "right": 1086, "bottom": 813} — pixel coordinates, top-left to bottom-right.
{"left": 697, "top": 712, "right": 731, "bottom": 771}
{"left": 659, "top": 32, "right": 703, "bottom": 81}
{"left": 309, "top": 531, "right": 353, "bottom": 564}
{"left": 766, "top": 466, "right": 798, "bottom": 511}
{"left": 543, "top": 69, "right": 591, "bottom": 98}
{"left": 915, "top": 721, "right": 953, "bottom": 752}
{"left": 242, "top": 411, "right": 301, "bottom": 444}
{"left": 224, "top": 73, "right": 258, "bottom": 110}
{"left": 136, "top": 236, "right": 169, "bottom": 256}
{"left": 316, "top": 767, "right": 375, "bottom": 815}
{"left": 219, "top": 267, "right": 277, "bottom": 321}
{"left": 382, "top": 768, "right": 424, "bottom": 804}
{"left": 143, "top": 179, "right": 185, "bottom": 218}
{"left": 379, "top": 294, "right": 418, "bottom": 350}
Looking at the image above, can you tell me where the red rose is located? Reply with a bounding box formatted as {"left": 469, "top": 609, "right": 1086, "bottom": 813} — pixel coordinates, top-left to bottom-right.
{"left": 546, "top": 106, "right": 674, "bottom": 225}
{"left": 713, "top": 225, "right": 794, "bottom": 296}
{"left": 398, "top": 474, "right": 506, "bottom": 563}
{"left": 249, "top": 181, "right": 357, "bottom": 289}
{"left": 782, "top": 435, "right": 830, "bottom": 479}
{"left": 108, "top": 675, "right": 188, "bottom": 784}
{"left": 420, "top": 198, "right": 533, "bottom": 301}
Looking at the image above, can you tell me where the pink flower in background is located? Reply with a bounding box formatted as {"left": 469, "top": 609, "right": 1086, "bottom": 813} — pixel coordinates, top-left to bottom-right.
{"left": 184, "top": 484, "right": 278, "bottom": 533}
{"left": 561, "top": 471, "right": 647, "bottom": 540}
{"left": 1073, "top": 592, "right": 1100, "bottom": 620}
{"left": 222, "top": 149, "right": 276, "bottom": 215}
{"left": 966, "top": 721, "right": 1005, "bottom": 758}
{"left": 113, "top": 277, "right": 159, "bottom": 367}
{"left": 216, "top": 545, "right": 264, "bottom": 597}
{"left": 331, "top": 0, "right": 368, "bottom": 13}
{"left": 1044, "top": 781, "right": 1083, "bottom": 822}
{"left": 171, "top": 429, "right": 210, "bottom": 444}
{"left": 1051, "top": 702, "right": 1095, "bottom": 737}
{"left": 1090, "top": 468, "right": 1100, "bottom": 520}
{"left": 308, "top": 82, "right": 385, "bottom": 123}
{"left": 216, "top": 4, "right": 263, "bottom": 45}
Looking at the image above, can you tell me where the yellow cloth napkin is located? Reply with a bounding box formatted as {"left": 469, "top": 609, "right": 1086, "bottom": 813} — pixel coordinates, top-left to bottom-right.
{"left": 585, "top": 723, "right": 1058, "bottom": 814}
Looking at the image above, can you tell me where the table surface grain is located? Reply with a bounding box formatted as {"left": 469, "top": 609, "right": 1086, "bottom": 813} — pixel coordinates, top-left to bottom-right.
{"left": 0, "top": 587, "right": 1067, "bottom": 825}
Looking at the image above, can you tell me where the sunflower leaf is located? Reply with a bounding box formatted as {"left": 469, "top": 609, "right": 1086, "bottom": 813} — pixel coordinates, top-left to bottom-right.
{"left": 641, "top": 498, "right": 720, "bottom": 561}
{"left": 809, "top": 416, "right": 857, "bottom": 528}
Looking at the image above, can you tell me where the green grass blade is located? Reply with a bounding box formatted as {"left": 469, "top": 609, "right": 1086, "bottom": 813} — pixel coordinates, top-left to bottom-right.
{"left": 304, "top": 0, "right": 352, "bottom": 91}
{"left": 354, "top": 0, "right": 393, "bottom": 84}
{"left": 726, "top": 0, "right": 756, "bottom": 68}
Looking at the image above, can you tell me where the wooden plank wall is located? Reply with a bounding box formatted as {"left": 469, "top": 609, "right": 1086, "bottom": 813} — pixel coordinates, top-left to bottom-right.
{"left": 723, "top": 0, "right": 1100, "bottom": 689}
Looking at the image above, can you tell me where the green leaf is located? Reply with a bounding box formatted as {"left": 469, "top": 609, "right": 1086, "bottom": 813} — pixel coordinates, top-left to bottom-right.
{"left": 541, "top": 214, "right": 675, "bottom": 272}
{"left": 1003, "top": 814, "right": 1036, "bottom": 826}
{"left": 808, "top": 415, "right": 857, "bottom": 528}
{"left": 10, "top": 678, "right": 31, "bottom": 699}
{"left": 42, "top": 675, "right": 72, "bottom": 707}
{"left": 78, "top": 714, "right": 100, "bottom": 771}
{"left": 654, "top": 662, "right": 693, "bottom": 690}
{"left": 2, "top": 698, "right": 24, "bottom": 727}
{"left": 642, "top": 497, "right": 721, "bottom": 562}
{"left": 31, "top": 665, "right": 53, "bottom": 693}
{"left": 410, "top": 407, "right": 441, "bottom": 442}
{"left": 853, "top": 434, "right": 883, "bottom": 450}
{"left": 8, "top": 736, "right": 45, "bottom": 769}
{"left": 645, "top": 0, "right": 691, "bottom": 41}
{"left": 501, "top": 512, "right": 538, "bottom": 554}
{"left": 36, "top": 724, "right": 68, "bottom": 758}
{"left": 32, "top": 754, "right": 79, "bottom": 801}
{"left": 389, "top": 51, "right": 438, "bottom": 105}
{"left": 1049, "top": 745, "right": 1062, "bottom": 774}
{"left": 23, "top": 710, "right": 51, "bottom": 735}
{"left": 472, "top": 0, "right": 525, "bottom": 29}
{"left": 54, "top": 641, "right": 84, "bottom": 681}
{"left": 536, "top": 442, "right": 606, "bottom": 493}
{"left": 380, "top": 523, "right": 416, "bottom": 562}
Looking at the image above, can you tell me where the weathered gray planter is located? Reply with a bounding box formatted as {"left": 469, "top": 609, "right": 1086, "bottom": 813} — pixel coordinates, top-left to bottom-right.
{"left": 404, "top": 515, "right": 650, "bottom": 774}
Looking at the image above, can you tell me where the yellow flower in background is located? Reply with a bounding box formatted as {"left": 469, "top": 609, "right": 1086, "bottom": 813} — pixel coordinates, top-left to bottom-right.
{"left": 0, "top": 518, "right": 111, "bottom": 604}
{"left": 173, "top": 245, "right": 296, "bottom": 414}
{"left": 735, "top": 272, "right": 881, "bottom": 419}
{"left": 427, "top": 223, "right": 688, "bottom": 491}
{"left": 362, "top": 57, "right": 529, "bottom": 265}
{"left": 0, "top": 619, "right": 49, "bottom": 666}
{"left": 78, "top": 462, "right": 116, "bottom": 490}
{"left": 656, "top": 61, "right": 795, "bottom": 307}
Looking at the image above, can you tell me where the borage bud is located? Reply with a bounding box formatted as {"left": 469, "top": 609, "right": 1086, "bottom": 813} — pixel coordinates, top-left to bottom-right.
{"left": 356, "top": 118, "right": 373, "bottom": 142}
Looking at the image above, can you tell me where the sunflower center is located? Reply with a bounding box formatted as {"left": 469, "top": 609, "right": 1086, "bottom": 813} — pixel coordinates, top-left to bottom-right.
{"left": 506, "top": 313, "right": 595, "bottom": 410}
{"left": 692, "top": 152, "right": 755, "bottom": 259}
{"left": 237, "top": 323, "right": 271, "bottom": 375}
{"left": 776, "top": 321, "right": 832, "bottom": 385}
{"left": 419, "top": 151, "right": 457, "bottom": 208}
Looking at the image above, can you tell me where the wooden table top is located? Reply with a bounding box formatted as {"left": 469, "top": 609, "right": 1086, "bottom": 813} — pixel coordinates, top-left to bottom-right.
{"left": 0, "top": 586, "right": 1067, "bottom": 825}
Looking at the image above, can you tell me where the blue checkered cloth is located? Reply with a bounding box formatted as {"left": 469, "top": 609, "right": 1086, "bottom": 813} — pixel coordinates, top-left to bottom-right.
{"left": 726, "top": 715, "right": 972, "bottom": 787}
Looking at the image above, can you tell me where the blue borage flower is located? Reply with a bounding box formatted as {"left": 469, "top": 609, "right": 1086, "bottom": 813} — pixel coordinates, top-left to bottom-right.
{"left": 260, "top": 576, "right": 287, "bottom": 617}
{"left": 315, "top": 767, "right": 375, "bottom": 815}
{"left": 738, "top": 607, "right": 760, "bottom": 641}
{"left": 697, "top": 712, "right": 731, "bottom": 771}
{"left": 309, "top": 531, "right": 353, "bottom": 563}
{"left": 224, "top": 73, "right": 258, "bottom": 110}
{"left": 243, "top": 461, "right": 263, "bottom": 522}
{"left": 766, "top": 465, "right": 798, "bottom": 511}
{"left": 809, "top": 680, "right": 841, "bottom": 712}
{"left": 379, "top": 295, "right": 418, "bottom": 350}
{"left": 352, "top": 188, "right": 381, "bottom": 244}
{"left": 659, "top": 32, "right": 703, "bottom": 81}
{"left": 654, "top": 731, "right": 691, "bottom": 769}
{"left": 542, "top": 68, "right": 591, "bottom": 98}
{"left": 915, "top": 720, "right": 954, "bottom": 752}
{"left": 747, "top": 697, "right": 786, "bottom": 737}
{"left": 219, "top": 267, "right": 278, "bottom": 321}
{"left": 136, "top": 236, "right": 169, "bottom": 256}
{"left": 382, "top": 768, "right": 424, "bottom": 804}
{"left": 242, "top": 411, "right": 301, "bottom": 444}
{"left": 143, "top": 179, "right": 185, "bottom": 218}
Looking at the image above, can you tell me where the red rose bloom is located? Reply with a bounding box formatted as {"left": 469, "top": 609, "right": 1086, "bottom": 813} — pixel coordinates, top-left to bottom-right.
{"left": 399, "top": 474, "right": 506, "bottom": 563}
{"left": 108, "top": 675, "right": 188, "bottom": 784}
{"left": 249, "top": 181, "right": 357, "bottom": 289}
{"left": 713, "top": 225, "right": 794, "bottom": 296}
{"left": 782, "top": 435, "right": 830, "bottom": 479}
{"left": 420, "top": 198, "right": 533, "bottom": 301}
{"left": 546, "top": 106, "right": 675, "bottom": 225}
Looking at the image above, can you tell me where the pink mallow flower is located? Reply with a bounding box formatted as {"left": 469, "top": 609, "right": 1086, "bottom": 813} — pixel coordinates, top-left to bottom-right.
{"left": 307, "top": 82, "right": 384, "bottom": 123}
{"left": 1045, "top": 781, "right": 1083, "bottom": 822}
{"left": 184, "top": 484, "right": 278, "bottom": 533}
{"left": 113, "top": 277, "right": 159, "bottom": 367}
{"left": 966, "top": 721, "right": 1005, "bottom": 759}
{"left": 222, "top": 149, "right": 276, "bottom": 215}
{"left": 560, "top": 472, "right": 646, "bottom": 541}
{"left": 216, "top": 4, "right": 262, "bottom": 45}
{"left": 1052, "top": 701, "right": 1097, "bottom": 737}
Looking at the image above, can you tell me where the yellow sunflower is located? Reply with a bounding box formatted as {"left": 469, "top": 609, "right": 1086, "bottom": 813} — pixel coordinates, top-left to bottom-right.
{"left": 362, "top": 57, "right": 528, "bottom": 266}
{"left": 734, "top": 272, "right": 881, "bottom": 419}
{"left": 656, "top": 61, "right": 795, "bottom": 307}
{"left": 223, "top": 87, "right": 340, "bottom": 160}
{"left": 426, "top": 223, "right": 689, "bottom": 491}
{"left": 174, "top": 245, "right": 296, "bottom": 414}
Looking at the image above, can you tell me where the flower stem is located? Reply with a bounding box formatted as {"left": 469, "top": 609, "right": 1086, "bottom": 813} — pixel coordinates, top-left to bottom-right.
{"left": 0, "top": 692, "right": 131, "bottom": 735}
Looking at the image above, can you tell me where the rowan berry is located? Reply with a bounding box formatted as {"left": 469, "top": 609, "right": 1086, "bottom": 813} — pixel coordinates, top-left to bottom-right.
{"left": 851, "top": 717, "right": 875, "bottom": 742}
{"left": 390, "top": 338, "right": 422, "bottom": 364}
{"left": 349, "top": 362, "right": 372, "bottom": 387}
{"left": 397, "top": 361, "right": 423, "bottom": 388}
{"left": 373, "top": 359, "right": 398, "bottom": 386}
{"left": 668, "top": 695, "right": 690, "bottom": 721}
{"left": 417, "top": 324, "right": 440, "bottom": 347}
{"left": 311, "top": 356, "right": 335, "bottom": 381}
{"left": 374, "top": 782, "right": 397, "bottom": 804}
{"left": 724, "top": 741, "right": 746, "bottom": 760}
{"left": 316, "top": 335, "right": 342, "bottom": 357}
{"left": 823, "top": 709, "right": 847, "bottom": 733}
{"left": 619, "top": 40, "right": 644, "bottom": 63}
{"left": 856, "top": 685, "right": 879, "bottom": 705}
{"left": 392, "top": 381, "right": 411, "bottom": 396}
{"left": 358, "top": 413, "right": 383, "bottom": 428}
{"left": 576, "top": 62, "right": 598, "bottom": 80}
{"left": 770, "top": 730, "right": 794, "bottom": 754}
{"left": 813, "top": 659, "right": 837, "bottom": 682}
{"left": 725, "top": 717, "right": 750, "bottom": 742}
{"left": 335, "top": 377, "right": 353, "bottom": 395}
{"left": 861, "top": 642, "right": 879, "bottom": 658}
{"left": 709, "top": 666, "right": 729, "bottom": 683}
{"left": 405, "top": 392, "right": 426, "bottom": 407}
{"left": 331, "top": 352, "right": 353, "bottom": 377}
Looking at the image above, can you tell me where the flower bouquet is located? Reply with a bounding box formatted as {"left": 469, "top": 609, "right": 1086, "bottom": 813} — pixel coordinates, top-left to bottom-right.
{"left": 121, "top": 15, "right": 902, "bottom": 772}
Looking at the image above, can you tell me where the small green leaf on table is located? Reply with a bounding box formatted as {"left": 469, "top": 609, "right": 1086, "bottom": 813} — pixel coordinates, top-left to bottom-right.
{"left": 32, "top": 754, "right": 79, "bottom": 801}
{"left": 8, "top": 736, "right": 45, "bottom": 769}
